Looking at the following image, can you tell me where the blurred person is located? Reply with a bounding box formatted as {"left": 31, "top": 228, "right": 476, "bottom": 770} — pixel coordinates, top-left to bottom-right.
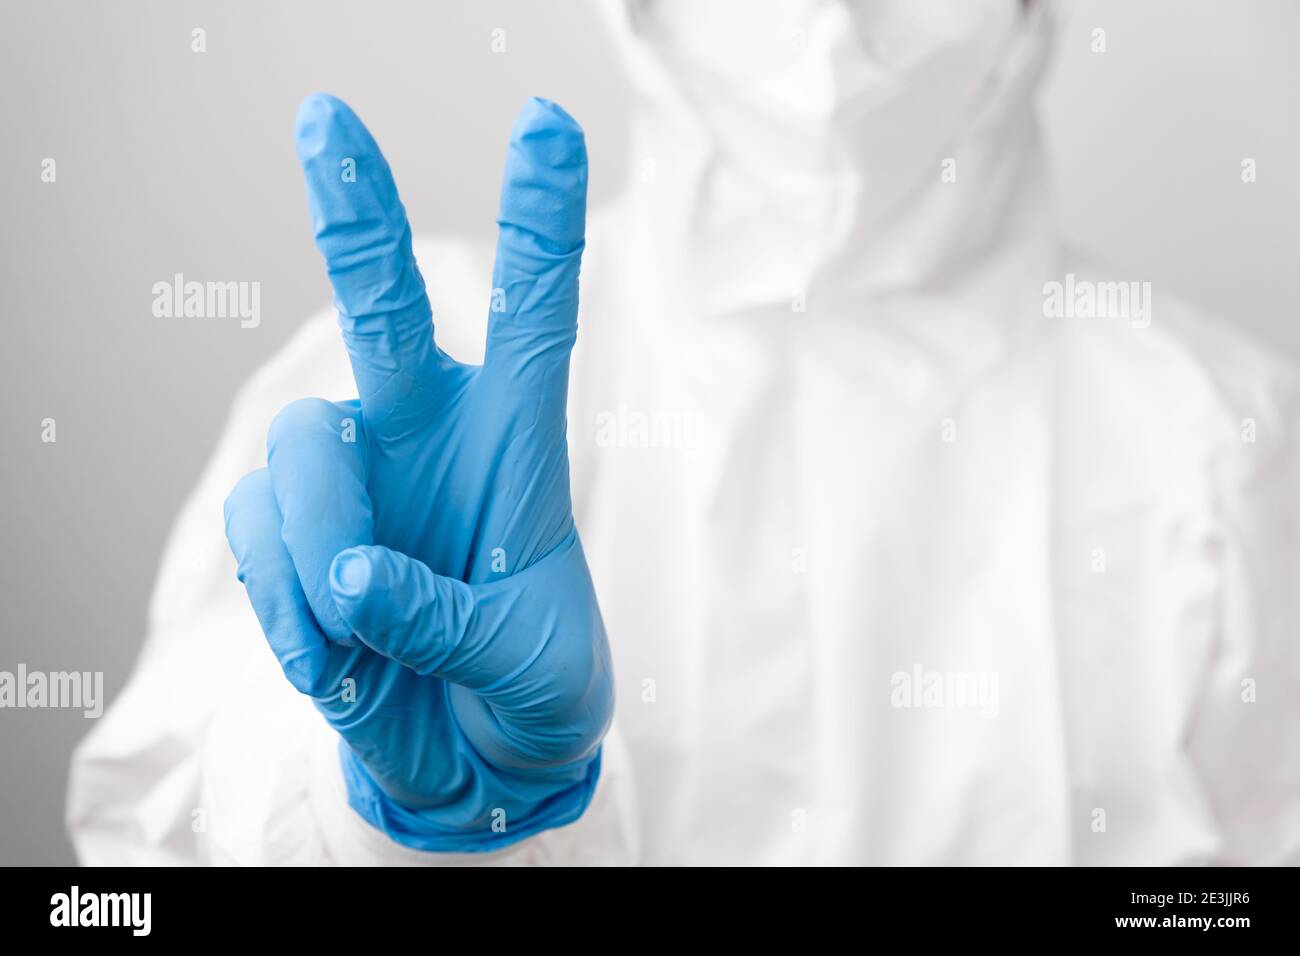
{"left": 69, "top": 0, "right": 1300, "bottom": 865}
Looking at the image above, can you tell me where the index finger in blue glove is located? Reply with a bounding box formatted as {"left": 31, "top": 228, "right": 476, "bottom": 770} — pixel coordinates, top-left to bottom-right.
{"left": 482, "top": 98, "right": 588, "bottom": 423}
{"left": 294, "top": 93, "right": 444, "bottom": 442}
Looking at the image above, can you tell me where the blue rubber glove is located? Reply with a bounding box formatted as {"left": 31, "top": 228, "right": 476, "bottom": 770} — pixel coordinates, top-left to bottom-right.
{"left": 222, "top": 94, "right": 614, "bottom": 852}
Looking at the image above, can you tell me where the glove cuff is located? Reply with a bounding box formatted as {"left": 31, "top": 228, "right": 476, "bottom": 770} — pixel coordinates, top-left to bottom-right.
{"left": 338, "top": 742, "right": 603, "bottom": 854}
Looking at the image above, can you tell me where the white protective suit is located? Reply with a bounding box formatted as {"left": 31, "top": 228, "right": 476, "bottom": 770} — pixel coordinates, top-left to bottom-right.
{"left": 69, "top": 0, "right": 1300, "bottom": 865}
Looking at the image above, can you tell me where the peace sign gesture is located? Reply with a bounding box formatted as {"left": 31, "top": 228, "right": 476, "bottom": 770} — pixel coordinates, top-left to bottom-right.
{"left": 223, "top": 94, "right": 613, "bottom": 851}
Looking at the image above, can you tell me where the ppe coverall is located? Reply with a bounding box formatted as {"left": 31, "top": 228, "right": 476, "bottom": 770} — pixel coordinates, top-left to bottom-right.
{"left": 69, "top": 1, "right": 1300, "bottom": 864}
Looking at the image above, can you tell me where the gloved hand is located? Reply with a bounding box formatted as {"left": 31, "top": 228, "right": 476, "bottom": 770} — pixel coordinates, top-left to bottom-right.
{"left": 222, "top": 94, "right": 614, "bottom": 852}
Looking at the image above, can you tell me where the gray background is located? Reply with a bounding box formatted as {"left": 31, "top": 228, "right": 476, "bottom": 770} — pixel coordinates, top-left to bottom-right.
{"left": 1, "top": 0, "right": 1297, "bottom": 865}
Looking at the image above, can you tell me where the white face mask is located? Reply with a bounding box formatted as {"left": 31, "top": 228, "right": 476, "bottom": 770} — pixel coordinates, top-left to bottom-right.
{"left": 609, "top": 0, "right": 1051, "bottom": 308}
{"left": 636, "top": 0, "right": 1023, "bottom": 194}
